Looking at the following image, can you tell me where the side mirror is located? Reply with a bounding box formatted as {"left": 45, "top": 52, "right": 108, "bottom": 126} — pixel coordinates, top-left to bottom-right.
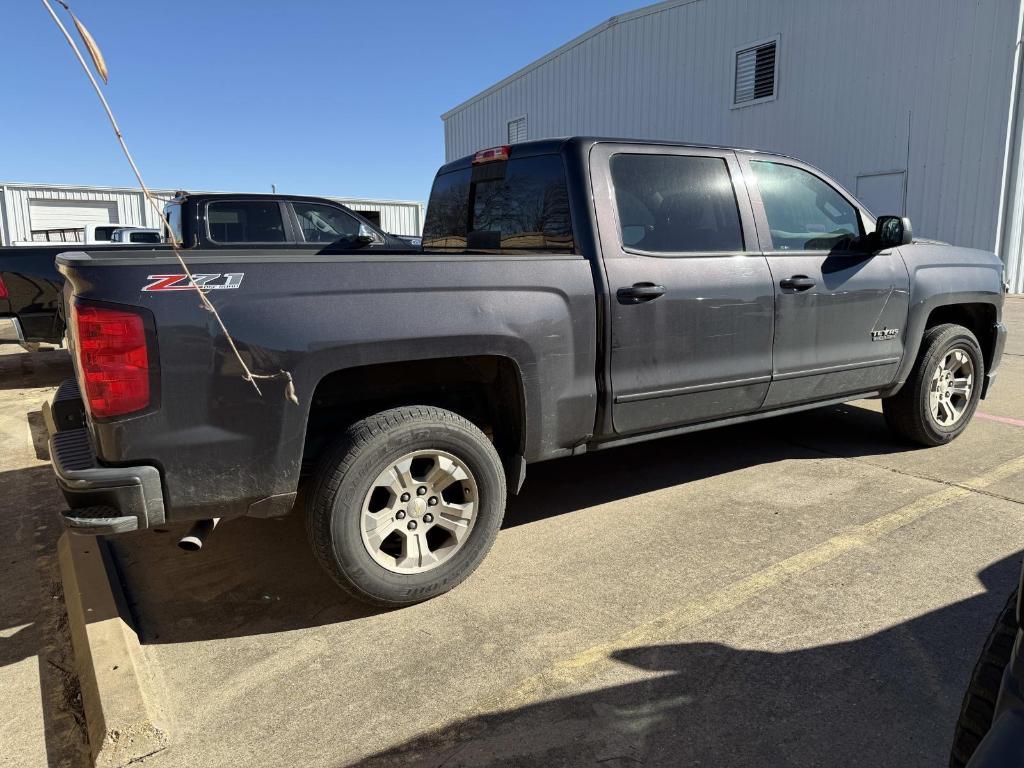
{"left": 355, "top": 222, "right": 379, "bottom": 246}
{"left": 875, "top": 215, "right": 913, "bottom": 248}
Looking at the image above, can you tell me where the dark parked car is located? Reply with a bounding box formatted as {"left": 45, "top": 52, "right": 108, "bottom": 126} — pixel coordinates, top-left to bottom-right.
{"left": 45, "top": 137, "right": 1007, "bottom": 607}
{"left": 0, "top": 192, "right": 415, "bottom": 347}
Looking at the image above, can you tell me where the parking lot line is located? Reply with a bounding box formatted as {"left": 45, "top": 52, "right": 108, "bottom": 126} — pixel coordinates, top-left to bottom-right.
{"left": 976, "top": 412, "right": 1024, "bottom": 428}
{"left": 494, "top": 453, "right": 1024, "bottom": 713}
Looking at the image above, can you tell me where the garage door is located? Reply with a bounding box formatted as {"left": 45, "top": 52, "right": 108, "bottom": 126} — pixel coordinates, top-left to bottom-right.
{"left": 29, "top": 199, "right": 118, "bottom": 233}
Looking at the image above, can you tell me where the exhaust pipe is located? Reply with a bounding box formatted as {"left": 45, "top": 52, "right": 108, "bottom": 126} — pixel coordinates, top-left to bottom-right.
{"left": 178, "top": 518, "right": 219, "bottom": 551}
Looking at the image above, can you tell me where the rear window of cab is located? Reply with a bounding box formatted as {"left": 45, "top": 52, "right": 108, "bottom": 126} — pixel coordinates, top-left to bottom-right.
{"left": 423, "top": 154, "right": 574, "bottom": 253}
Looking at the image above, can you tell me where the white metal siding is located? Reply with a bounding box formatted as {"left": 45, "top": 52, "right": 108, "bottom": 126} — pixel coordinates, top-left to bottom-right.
{"left": 442, "top": 0, "right": 1020, "bottom": 262}
{"left": 329, "top": 198, "right": 424, "bottom": 235}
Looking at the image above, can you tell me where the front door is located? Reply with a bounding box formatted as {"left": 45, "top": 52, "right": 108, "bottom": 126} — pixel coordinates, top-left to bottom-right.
{"left": 740, "top": 156, "right": 910, "bottom": 408}
{"left": 591, "top": 144, "right": 776, "bottom": 436}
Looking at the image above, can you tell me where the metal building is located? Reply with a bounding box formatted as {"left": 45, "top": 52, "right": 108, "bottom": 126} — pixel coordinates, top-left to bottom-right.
{"left": 442, "top": 0, "right": 1024, "bottom": 292}
{"left": 0, "top": 182, "right": 424, "bottom": 245}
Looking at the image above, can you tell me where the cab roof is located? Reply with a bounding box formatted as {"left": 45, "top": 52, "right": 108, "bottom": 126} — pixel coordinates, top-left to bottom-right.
{"left": 438, "top": 136, "right": 795, "bottom": 175}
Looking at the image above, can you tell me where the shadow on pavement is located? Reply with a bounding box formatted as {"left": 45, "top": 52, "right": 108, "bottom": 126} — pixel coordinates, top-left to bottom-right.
{"left": 108, "top": 402, "right": 920, "bottom": 645}
{"left": 0, "top": 463, "right": 89, "bottom": 767}
{"left": 357, "top": 553, "right": 1023, "bottom": 768}
{"left": 0, "top": 348, "right": 71, "bottom": 390}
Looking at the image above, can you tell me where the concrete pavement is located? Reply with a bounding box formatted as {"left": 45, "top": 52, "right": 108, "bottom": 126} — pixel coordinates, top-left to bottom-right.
{"left": 0, "top": 298, "right": 1022, "bottom": 767}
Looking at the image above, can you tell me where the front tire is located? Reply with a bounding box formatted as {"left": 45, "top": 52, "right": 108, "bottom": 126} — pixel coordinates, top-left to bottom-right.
{"left": 883, "top": 323, "right": 984, "bottom": 447}
{"left": 307, "top": 406, "right": 506, "bottom": 607}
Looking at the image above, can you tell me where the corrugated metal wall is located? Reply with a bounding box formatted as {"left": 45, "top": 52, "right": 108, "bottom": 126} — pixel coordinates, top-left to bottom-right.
{"left": 329, "top": 197, "right": 424, "bottom": 236}
{"left": 0, "top": 184, "right": 423, "bottom": 244}
{"left": 443, "top": 0, "right": 1021, "bottom": 264}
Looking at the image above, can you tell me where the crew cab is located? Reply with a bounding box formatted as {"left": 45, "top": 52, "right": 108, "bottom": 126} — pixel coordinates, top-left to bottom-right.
{"left": 45, "top": 138, "right": 1008, "bottom": 606}
{"left": 0, "top": 192, "right": 413, "bottom": 348}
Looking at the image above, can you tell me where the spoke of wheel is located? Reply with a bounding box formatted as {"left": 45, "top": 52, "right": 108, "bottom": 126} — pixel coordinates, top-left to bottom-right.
{"left": 950, "top": 378, "right": 972, "bottom": 396}
{"left": 425, "top": 455, "right": 468, "bottom": 492}
{"left": 434, "top": 514, "right": 471, "bottom": 542}
{"left": 397, "top": 530, "right": 439, "bottom": 570}
{"left": 364, "top": 516, "right": 399, "bottom": 551}
{"left": 947, "top": 398, "right": 964, "bottom": 423}
{"left": 439, "top": 500, "right": 474, "bottom": 521}
{"left": 379, "top": 467, "right": 406, "bottom": 499}
{"left": 392, "top": 456, "right": 415, "bottom": 489}
{"left": 929, "top": 390, "right": 941, "bottom": 419}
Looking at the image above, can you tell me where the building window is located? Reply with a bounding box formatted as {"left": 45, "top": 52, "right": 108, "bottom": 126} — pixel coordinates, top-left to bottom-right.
{"left": 507, "top": 116, "right": 527, "bottom": 144}
{"left": 734, "top": 38, "right": 778, "bottom": 106}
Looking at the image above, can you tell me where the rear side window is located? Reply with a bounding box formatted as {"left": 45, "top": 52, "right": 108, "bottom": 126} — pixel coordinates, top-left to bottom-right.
{"left": 130, "top": 231, "right": 160, "bottom": 243}
{"left": 207, "top": 201, "right": 286, "bottom": 243}
{"left": 93, "top": 226, "right": 117, "bottom": 241}
{"left": 750, "top": 160, "right": 861, "bottom": 250}
{"left": 610, "top": 154, "right": 744, "bottom": 253}
{"left": 423, "top": 155, "right": 574, "bottom": 252}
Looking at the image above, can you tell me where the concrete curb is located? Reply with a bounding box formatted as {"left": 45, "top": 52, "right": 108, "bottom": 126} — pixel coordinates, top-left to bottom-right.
{"left": 58, "top": 532, "right": 170, "bottom": 767}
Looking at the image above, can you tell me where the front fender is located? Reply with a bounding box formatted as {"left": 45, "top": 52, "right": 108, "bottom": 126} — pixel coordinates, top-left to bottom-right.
{"left": 889, "top": 245, "right": 1004, "bottom": 392}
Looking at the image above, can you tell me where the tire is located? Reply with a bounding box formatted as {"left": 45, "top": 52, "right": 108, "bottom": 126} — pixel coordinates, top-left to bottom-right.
{"left": 882, "top": 323, "right": 985, "bottom": 447}
{"left": 950, "top": 590, "right": 1019, "bottom": 768}
{"left": 307, "top": 405, "right": 506, "bottom": 607}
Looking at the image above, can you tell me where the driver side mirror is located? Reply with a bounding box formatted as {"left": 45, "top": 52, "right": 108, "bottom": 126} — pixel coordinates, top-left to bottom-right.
{"left": 356, "top": 222, "right": 380, "bottom": 246}
{"left": 875, "top": 215, "right": 913, "bottom": 248}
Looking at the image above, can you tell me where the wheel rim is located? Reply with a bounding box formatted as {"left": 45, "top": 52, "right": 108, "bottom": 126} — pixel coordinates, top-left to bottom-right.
{"left": 929, "top": 347, "right": 974, "bottom": 427}
{"left": 359, "top": 450, "right": 478, "bottom": 574}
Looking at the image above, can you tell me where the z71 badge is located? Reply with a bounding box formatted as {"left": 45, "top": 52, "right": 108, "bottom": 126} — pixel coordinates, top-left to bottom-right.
{"left": 871, "top": 327, "right": 900, "bottom": 341}
{"left": 142, "top": 273, "right": 244, "bottom": 292}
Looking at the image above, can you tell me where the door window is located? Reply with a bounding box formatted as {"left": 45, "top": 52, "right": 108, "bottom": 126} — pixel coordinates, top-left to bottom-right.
{"left": 292, "top": 202, "right": 364, "bottom": 243}
{"left": 207, "top": 201, "right": 286, "bottom": 243}
{"left": 750, "top": 161, "right": 861, "bottom": 250}
{"left": 609, "top": 154, "right": 744, "bottom": 253}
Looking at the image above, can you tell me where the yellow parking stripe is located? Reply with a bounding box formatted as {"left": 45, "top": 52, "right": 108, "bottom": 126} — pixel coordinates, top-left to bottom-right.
{"left": 497, "top": 454, "right": 1024, "bottom": 711}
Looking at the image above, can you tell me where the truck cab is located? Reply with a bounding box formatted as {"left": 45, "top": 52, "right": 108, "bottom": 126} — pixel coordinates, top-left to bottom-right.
{"left": 162, "top": 192, "right": 416, "bottom": 252}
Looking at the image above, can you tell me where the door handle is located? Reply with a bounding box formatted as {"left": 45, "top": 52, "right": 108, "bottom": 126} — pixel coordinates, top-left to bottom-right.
{"left": 779, "top": 275, "right": 817, "bottom": 291}
{"left": 616, "top": 283, "right": 667, "bottom": 304}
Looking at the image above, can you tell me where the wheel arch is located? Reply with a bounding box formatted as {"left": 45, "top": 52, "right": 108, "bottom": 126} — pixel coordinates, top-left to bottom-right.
{"left": 301, "top": 354, "right": 528, "bottom": 491}
{"left": 887, "top": 293, "right": 1001, "bottom": 397}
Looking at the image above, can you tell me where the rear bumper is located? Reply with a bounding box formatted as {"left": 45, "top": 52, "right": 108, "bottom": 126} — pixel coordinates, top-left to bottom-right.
{"left": 982, "top": 321, "right": 1008, "bottom": 399}
{"left": 46, "top": 380, "right": 165, "bottom": 535}
{"left": 0, "top": 316, "right": 25, "bottom": 345}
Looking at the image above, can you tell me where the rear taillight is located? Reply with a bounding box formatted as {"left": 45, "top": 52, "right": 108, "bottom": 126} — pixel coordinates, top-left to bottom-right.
{"left": 0, "top": 275, "right": 8, "bottom": 300}
{"left": 73, "top": 304, "right": 150, "bottom": 418}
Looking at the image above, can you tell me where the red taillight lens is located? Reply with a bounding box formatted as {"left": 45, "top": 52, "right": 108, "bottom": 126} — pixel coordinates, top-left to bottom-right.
{"left": 74, "top": 304, "right": 150, "bottom": 418}
{"left": 472, "top": 145, "right": 510, "bottom": 164}
{"left": 0, "top": 275, "right": 8, "bottom": 300}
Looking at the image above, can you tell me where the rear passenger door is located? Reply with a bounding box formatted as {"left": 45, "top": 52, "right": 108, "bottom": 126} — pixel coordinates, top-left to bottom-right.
{"left": 739, "top": 156, "right": 910, "bottom": 408}
{"left": 590, "top": 144, "right": 775, "bottom": 435}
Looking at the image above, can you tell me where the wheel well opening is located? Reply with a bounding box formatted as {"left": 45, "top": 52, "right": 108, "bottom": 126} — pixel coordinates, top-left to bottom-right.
{"left": 925, "top": 303, "right": 996, "bottom": 372}
{"left": 303, "top": 355, "right": 524, "bottom": 477}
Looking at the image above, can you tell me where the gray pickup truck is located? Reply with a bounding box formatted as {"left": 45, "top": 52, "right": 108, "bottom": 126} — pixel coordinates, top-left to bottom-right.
{"left": 45, "top": 137, "right": 1007, "bottom": 606}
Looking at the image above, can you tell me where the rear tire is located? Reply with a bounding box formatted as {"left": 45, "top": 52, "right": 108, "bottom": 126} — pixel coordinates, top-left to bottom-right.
{"left": 882, "top": 323, "right": 984, "bottom": 446}
{"left": 307, "top": 406, "right": 506, "bottom": 607}
{"left": 950, "top": 590, "right": 1019, "bottom": 768}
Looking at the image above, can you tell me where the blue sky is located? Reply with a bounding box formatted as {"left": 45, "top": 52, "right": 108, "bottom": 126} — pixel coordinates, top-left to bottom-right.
{"left": 1, "top": 0, "right": 640, "bottom": 202}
